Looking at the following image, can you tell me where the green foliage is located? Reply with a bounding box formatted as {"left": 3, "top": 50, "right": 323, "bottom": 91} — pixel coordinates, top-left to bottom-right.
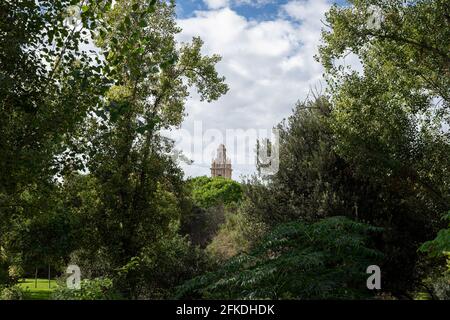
{"left": 207, "top": 200, "right": 267, "bottom": 260}
{"left": 57, "top": 0, "right": 228, "bottom": 298}
{"left": 415, "top": 255, "right": 450, "bottom": 300}
{"left": 0, "top": 285, "right": 26, "bottom": 300}
{"left": 0, "top": 248, "right": 9, "bottom": 285}
{"left": 180, "top": 177, "right": 243, "bottom": 247}
{"left": 93, "top": 0, "right": 228, "bottom": 132}
{"left": 319, "top": 0, "right": 450, "bottom": 109}
{"left": 52, "top": 277, "right": 120, "bottom": 300}
{"left": 0, "top": 0, "right": 113, "bottom": 287}
{"left": 1, "top": 0, "right": 448, "bottom": 301}
{"left": 246, "top": 97, "right": 350, "bottom": 225}
{"left": 0, "top": 0, "right": 228, "bottom": 295}
{"left": 420, "top": 212, "right": 450, "bottom": 258}
{"left": 0, "top": 0, "right": 111, "bottom": 231}
{"left": 113, "top": 233, "right": 211, "bottom": 299}
{"left": 416, "top": 212, "right": 450, "bottom": 300}
{"left": 189, "top": 176, "right": 243, "bottom": 208}
{"left": 7, "top": 265, "right": 24, "bottom": 282}
{"left": 243, "top": 94, "right": 447, "bottom": 295}
{"left": 315, "top": 0, "right": 450, "bottom": 295}
{"left": 4, "top": 209, "right": 80, "bottom": 273}
{"left": 180, "top": 205, "right": 227, "bottom": 248}
{"left": 319, "top": 0, "right": 450, "bottom": 209}
{"left": 17, "top": 278, "right": 57, "bottom": 300}
{"left": 177, "top": 216, "right": 382, "bottom": 300}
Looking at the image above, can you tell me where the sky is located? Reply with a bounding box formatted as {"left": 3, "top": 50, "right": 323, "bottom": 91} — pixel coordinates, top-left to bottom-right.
{"left": 168, "top": 0, "right": 353, "bottom": 180}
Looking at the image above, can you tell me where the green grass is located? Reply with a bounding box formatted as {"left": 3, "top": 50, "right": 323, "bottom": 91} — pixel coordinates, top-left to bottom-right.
{"left": 18, "top": 278, "right": 58, "bottom": 300}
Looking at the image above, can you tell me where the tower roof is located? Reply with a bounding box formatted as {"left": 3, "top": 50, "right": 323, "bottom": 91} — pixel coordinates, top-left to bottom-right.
{"left": 211, "top": 144, "right": 232, "bottom": 179}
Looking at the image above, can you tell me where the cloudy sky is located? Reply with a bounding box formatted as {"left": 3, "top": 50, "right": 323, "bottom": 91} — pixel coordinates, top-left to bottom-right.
{"left": 169, "top": 0, "right": 350, "bottom": 180}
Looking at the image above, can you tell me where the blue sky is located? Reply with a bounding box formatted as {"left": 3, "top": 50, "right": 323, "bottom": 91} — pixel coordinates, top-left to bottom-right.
{"left": 168, "top": 0, "right": 359, "bottom": 180}
{"left": 177, "top": 0, "right": 291, "bottom": 20}
{"left": 176, "top": 0, "right": 348, "bottom": 20}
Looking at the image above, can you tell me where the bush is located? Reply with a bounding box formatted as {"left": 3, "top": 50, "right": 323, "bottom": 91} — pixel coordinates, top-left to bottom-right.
{"left": 0, "top": 285, "right": 26, "bottom": 300}
{"left": 177, "top": 216, "right": 383, "bottom": 300}
{"left": 416, "top": 212, "right": 450, "bottom": 299}
{"left": 0, "top": 257, "right": 8, "bottom": 286}
{"left": 8, "top": 265, "right": 24, "bottom": 281}
{"left": 52, "top": 277, "right": 120, "bottom": 300}
{"left": 419, "top": 212, "right": 450, "bottom": 258}
{"left": 189, "top": 176, "right": 243, "bottom": 208}
{"left": 114, "top": 233, "right": 212, "bottom": 299}
{"left": 181, "top": 177, "right": 245, "bottom": 248}
{"left": 207, "top": 202, "right": 267, "bottom": 260}
{"left": 181, "top": 205, "right": 227, "bottom": 247}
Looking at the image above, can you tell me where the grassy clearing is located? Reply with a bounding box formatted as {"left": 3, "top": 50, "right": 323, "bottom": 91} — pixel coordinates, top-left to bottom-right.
{"left": 18, "top": 278, "right": 57, "bottom": 300}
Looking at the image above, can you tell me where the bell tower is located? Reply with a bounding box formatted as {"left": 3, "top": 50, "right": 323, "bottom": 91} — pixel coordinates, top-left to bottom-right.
{"left": 211, "top": 144, "right": 232, "bottom": 179}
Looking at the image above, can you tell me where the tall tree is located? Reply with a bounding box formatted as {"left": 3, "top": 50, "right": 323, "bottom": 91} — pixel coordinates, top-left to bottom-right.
{"left": 0, "top": 1, "right": 112, "bottom": 283}
{"left": 318, "top": 1, "right": 450, "bottom": 207}
{"left": 317, "top": 0, "right": 450, "bottom": 295}
{"left": 67, "top": 0, "right": 228, "bottom": 298}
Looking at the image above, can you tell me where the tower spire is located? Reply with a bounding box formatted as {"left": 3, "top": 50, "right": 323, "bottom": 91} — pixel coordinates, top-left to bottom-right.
{"left": 211, "top": 144, "right": 232, "bottom": 179}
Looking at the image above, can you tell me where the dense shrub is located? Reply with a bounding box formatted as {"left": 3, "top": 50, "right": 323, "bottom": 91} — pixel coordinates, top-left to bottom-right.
{"left": 0, "top": 285, "right": 26, "bottom": 300}
{"left": 242, "top": 96, "right": 447, "bottom": 296}
{"left": 181, "top": 177, "right": 243, "bottom": 247}
{"left": 189, "top": 176, "right": 243, "bottom": 208}
{"left": 416, "top": 212, "right": 450, "bottom": 299}
{"left": 177, "top": 216, "right": 383, "bottom": 300}
{"left": 52, "top": 277, "right": 120, "bottom": 300}
{"left": 114, "top": 233, "right": 212, "bottom": 299}
{"left": 207, "top": 200, "right": 267, "bottom": 260}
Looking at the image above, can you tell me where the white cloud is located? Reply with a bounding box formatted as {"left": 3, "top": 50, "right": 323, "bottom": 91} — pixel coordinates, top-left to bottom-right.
{"left": 282, "top": 0, "right": 330, "bottom": 22}
{"left": 203, "top": 0, "right": 229, "bottom": 9}
{"left": 203, "top": 0, "right": 276, "bottom": 9}
{"left": 233, "top": 0, "right": 276, "bottom": 6}
{"left": 173, "top": 1, "right": 337, "bottom": 180}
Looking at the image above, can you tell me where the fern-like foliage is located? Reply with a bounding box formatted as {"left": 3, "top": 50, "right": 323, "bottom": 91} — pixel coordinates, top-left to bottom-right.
{"left": 419, "top": 211, "right": 450, "bottom": 258}
{"left": 176, "top": 216, "right": 383, "bottom": 299}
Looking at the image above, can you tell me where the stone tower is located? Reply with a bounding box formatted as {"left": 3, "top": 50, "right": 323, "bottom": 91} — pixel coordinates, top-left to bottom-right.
{"left": 211, "top": 144, "right": 232, "bottom": 179}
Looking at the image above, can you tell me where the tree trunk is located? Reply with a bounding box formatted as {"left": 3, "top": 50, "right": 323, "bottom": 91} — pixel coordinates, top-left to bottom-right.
{"left": 48, "top": 264, "right": 51, "bottom": 289}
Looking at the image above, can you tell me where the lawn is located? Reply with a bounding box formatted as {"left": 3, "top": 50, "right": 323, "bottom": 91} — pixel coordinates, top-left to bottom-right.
{"left": 18, "top": 278, "right": 58, "bottom": 300}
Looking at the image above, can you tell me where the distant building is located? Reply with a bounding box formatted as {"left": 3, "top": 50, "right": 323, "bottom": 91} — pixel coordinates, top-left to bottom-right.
{"left": 211, "top": 144, "right": 232, "bottom": 179}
